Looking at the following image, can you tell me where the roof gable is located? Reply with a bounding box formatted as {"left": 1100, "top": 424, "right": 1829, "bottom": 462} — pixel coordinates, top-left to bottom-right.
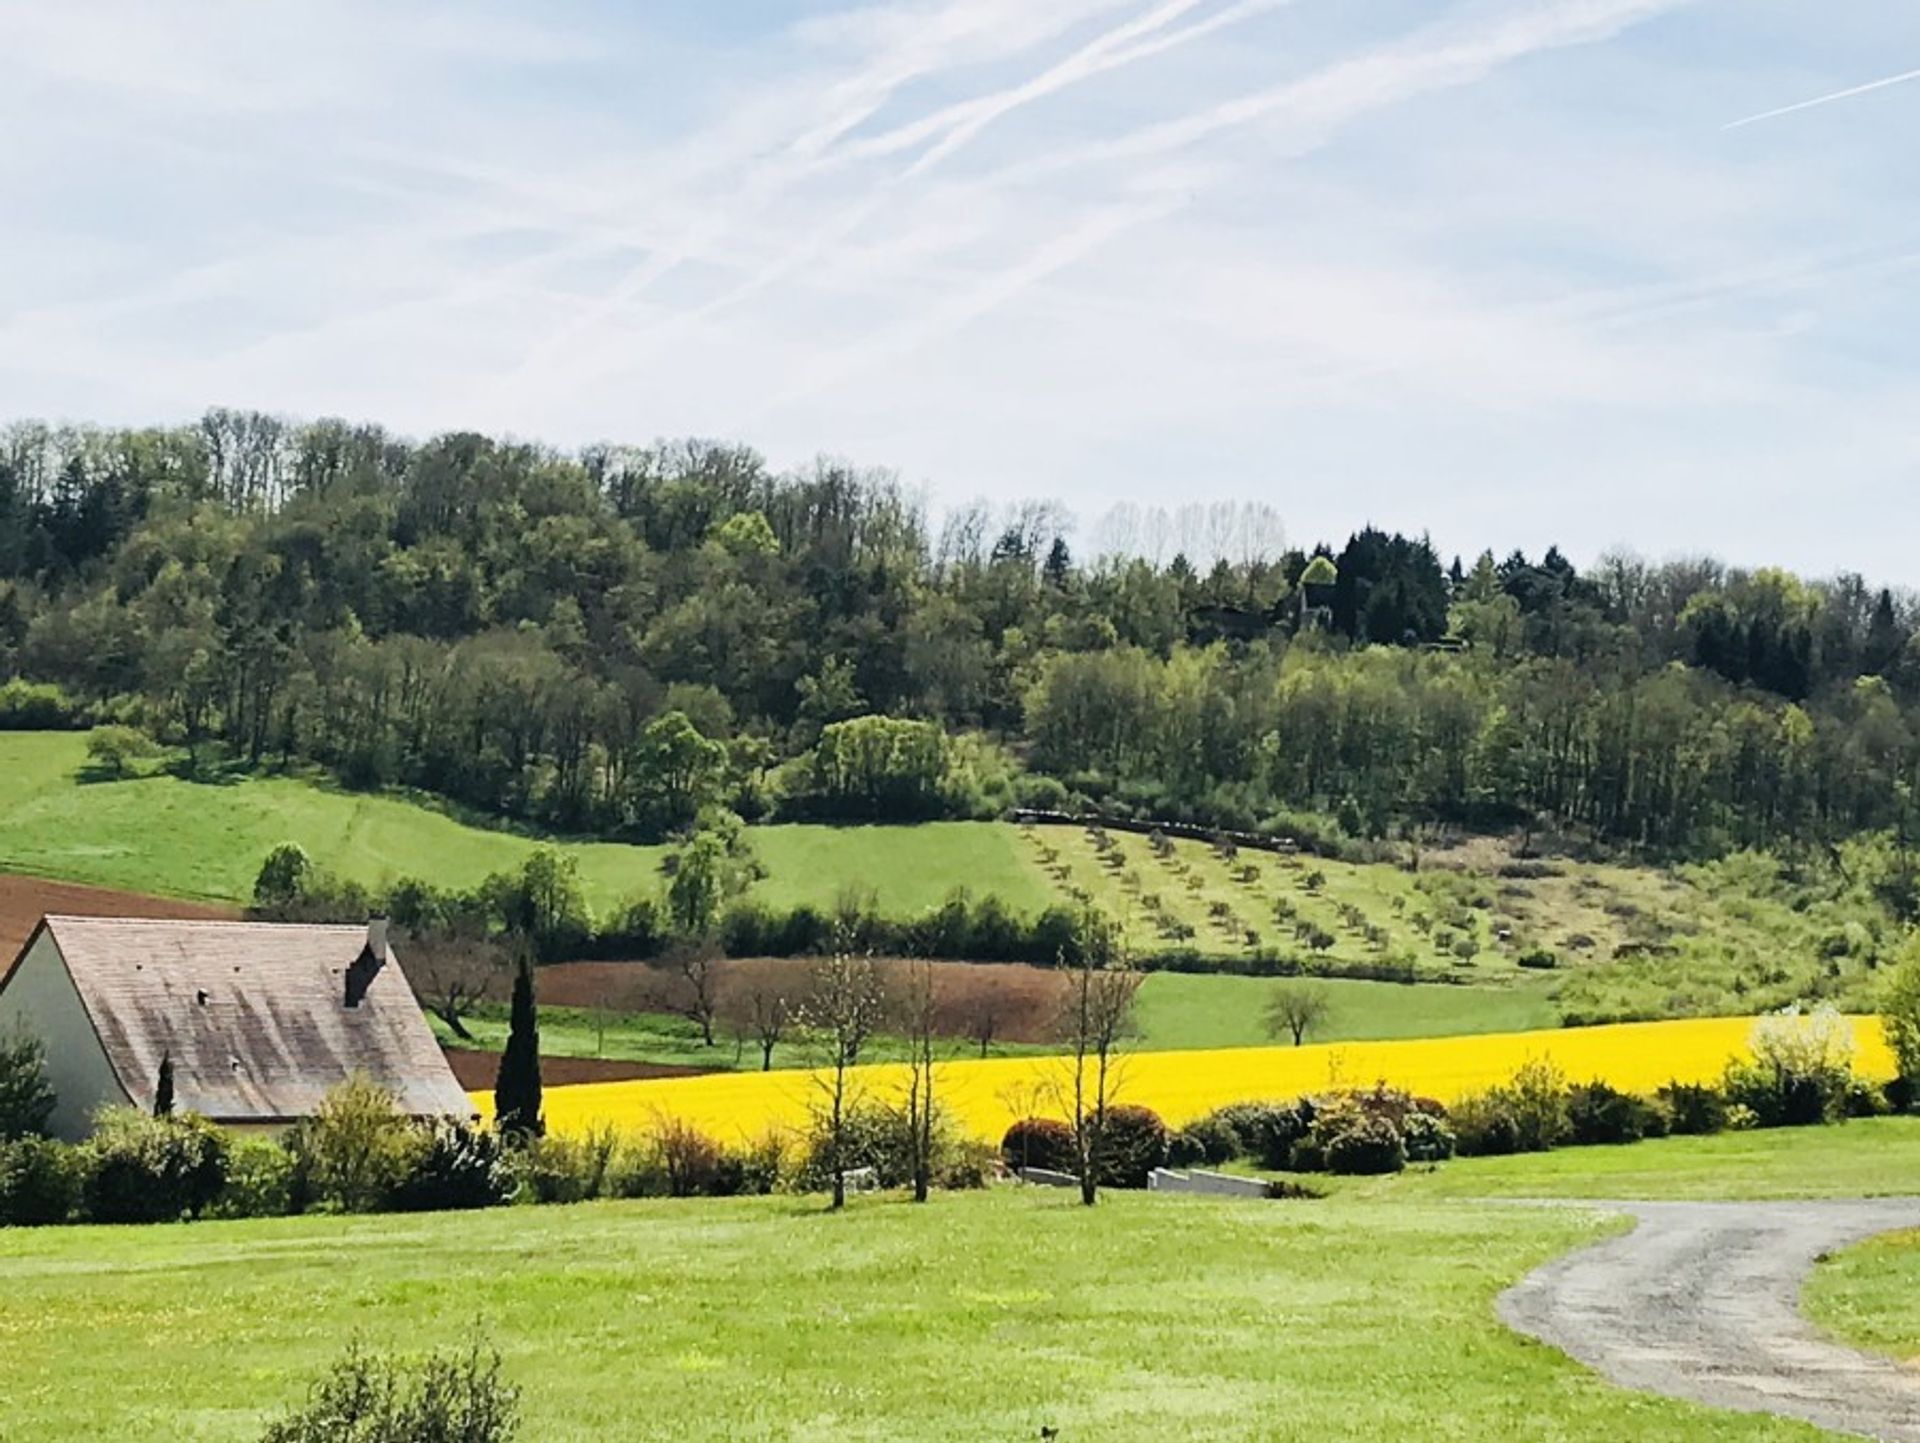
{"left": 29, "top": 916, "right": 470, "bottom": 1123}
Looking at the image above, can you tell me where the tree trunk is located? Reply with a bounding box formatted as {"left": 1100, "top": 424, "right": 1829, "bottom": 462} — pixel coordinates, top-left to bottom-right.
{"left": 761, "top": 1040, "right": 775, "bottom": 1071}
{"left": 437, "top": 1004, "right": 475, "bottom": 1042}
{"left": 832, "top": 1170, "right": 846, "bottom": 1210}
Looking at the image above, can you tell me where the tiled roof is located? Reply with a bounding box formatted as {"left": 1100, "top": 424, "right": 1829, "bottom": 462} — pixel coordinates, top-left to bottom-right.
{"left": 25, "top": 916, "right": 471, "bottom": 1123}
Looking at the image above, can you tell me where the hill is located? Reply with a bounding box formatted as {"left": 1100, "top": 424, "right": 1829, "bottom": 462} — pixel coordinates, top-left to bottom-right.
{"left": 1, "top": 729, "right": 1901, "bottom": 1026}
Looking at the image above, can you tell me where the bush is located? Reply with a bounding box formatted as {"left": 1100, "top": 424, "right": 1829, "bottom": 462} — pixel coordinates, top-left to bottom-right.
{"left": 1845, "top": 1078, "right": 1892, "bottom": 1119}
{"left": 1450, "top": 1092, "right": 1523, "bottom": 1157}
{"left": 935, "top": 1136, "right": 1001, "bottom": 1191}
{"left": 1501, "top": 1057, "right": 1571, "bottom": 1152}
{"left": 504, "top": 1128, "right": 620, "bottom": 1205}
{"left": 1167, "top": 1113, "right": 1241, "bottom": 1168}
{"left": 1095, "top": 1105, "right": 1169, "bottom": 1189}
{"left": 390, "top": 1124, "right": 507, "bottom": 1213}
{"left": 1321, "top": 1112, "right": 1406, "bottom": 1176}
{"left": 81, "top": 1110, "right": 230, "bottom": 1224}
{"left": 1656, "top": 1081, "right": 1730, "bottom": 1136}
{"left": 1206, "top": 1101, "right": 1312, "bottom": 1170}
{"left": 260, "top": 1339, "right": 518, "bottom": 1443}
{"left": 0, "top": 1031, "right": 56, "bottom": 1141}
{"left": 302, "top": 1076, "right": 427, "bottom": 1213}
{"left": 651, "top": 1117, "right": 724, "bottom": 1198}
{"left": 84, "top": 724, "right": 158, "bottom": 778}
{"left": 1515, "top": 948, "right": 1559, "bottom": 971}
{"left": 0, "top": 1136, "right": 81, "bottom": 1226}
{"left": 208, "top": 1139, "right": 301, "bottom": 1220}
{"left": 1724, "top": 1004, "right": 1856, "bottom": 1128}
{"left": 1566, "top": 1081, "right": 1663, "bottom": 1146}
{"left": 0, "top": 679, "right": 79, "bottom": 730}
{"left": 1401, "top": 1110, "right": 1456, "bottom": 1164}
{"left": 1001, "top": 1117, "right": 1076, "bottom": 1174}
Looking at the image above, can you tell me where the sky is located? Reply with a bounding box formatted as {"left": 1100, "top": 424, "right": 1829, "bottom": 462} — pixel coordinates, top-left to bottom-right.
{"left": 3, "top": 0, "right": 1918, "bottom": 581}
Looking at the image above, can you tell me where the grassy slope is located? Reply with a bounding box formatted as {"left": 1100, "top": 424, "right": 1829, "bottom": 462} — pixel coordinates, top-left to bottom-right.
{"left": 0, "top": 732, "right": 1050, "bottom": 917}
{"left": 0, "top": 1190, "right": 1831, "bottom": 1443}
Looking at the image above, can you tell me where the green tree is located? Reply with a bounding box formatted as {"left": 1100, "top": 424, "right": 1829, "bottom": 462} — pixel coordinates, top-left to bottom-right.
{"left": 1882, "top": 937, "right": 1920, "bottom": 1091}
{"left": 494, "top": 954, "right": 543, "bottom": 1139}
{"left": 0, "top": 1032, "right": 56, "bottom": 1141}
{"left": 252, "top": 843, "right": 313, "bottom": 909}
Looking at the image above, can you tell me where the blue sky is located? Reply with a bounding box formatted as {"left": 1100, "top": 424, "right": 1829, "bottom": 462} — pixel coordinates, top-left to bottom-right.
{"left": 4, "top": 0, "right": 1918, "bottom": 581}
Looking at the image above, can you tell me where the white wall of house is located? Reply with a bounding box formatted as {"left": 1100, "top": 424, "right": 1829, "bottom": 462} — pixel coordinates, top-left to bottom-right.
{"left": 0, "top": 931, "right": 130, "bottom": 1140}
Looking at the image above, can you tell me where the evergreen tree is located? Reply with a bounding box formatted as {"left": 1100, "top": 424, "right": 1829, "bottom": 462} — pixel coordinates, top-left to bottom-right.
{"left": 153, "top": 1053, "right": 174, "bottom": 1117}
{"left": 494, "top": 954, "right": 543, "bottom": 1138}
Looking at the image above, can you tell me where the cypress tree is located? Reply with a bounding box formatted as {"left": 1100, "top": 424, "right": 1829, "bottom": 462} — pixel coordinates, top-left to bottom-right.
{"left": 494, "top": 954, "right": 543, "bottom": 1138}
{"left": 153, "top": 1053, "right": 174, "bottom": 1117}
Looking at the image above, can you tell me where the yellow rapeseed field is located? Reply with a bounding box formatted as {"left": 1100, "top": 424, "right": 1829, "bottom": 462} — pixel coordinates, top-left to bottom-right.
{"left": 472, "top": 1016, "right": 1895, "bottom": 1143}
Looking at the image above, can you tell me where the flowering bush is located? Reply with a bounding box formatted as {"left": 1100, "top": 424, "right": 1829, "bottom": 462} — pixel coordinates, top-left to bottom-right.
{"left": 1724, "top": 1004, "right": 1856, "bottom": 1128}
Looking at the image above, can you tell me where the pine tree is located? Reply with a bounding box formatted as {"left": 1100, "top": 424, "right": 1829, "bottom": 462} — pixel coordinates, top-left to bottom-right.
{"left": 494, "top": 954, "right": 543, "bottom": 1138}
{"left": 153, "top": 1053, "right": 174, "bottom": 1117}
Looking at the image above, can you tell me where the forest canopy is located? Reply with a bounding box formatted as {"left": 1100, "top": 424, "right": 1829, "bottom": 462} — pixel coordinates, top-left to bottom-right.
{"left": 2, "top": 410, "right": 1917, "bottom": 858}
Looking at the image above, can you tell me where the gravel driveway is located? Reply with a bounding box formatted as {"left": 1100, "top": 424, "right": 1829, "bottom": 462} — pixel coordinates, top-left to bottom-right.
{"left": 1500, "top": 1200, "right": 1920, "bottom": 1441}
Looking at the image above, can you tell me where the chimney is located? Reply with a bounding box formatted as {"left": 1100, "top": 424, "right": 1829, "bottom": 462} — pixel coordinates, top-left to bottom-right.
{"left": 346, "top": 916, "right": 389, "bottom": 1008}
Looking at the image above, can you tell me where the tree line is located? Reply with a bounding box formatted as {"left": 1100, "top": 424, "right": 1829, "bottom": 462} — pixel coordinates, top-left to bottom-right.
{"left": 3, "top": 411, "right": 1918, "bottom": 857}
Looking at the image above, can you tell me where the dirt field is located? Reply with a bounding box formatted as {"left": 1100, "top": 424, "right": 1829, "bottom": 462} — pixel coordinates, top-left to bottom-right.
{"left": 0, "top": 872, "right": 236, "bottom": 965}
{"left": 440, "top": 1048, "right": 712, "bottom": 1091}
{"left": 539, "top": 956, "right": 1071, "bottom": 1044}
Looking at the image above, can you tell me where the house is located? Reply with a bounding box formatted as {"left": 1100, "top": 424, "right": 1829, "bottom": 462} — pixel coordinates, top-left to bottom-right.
{"left": 0, "top": 915, "right": 472, "bottom": 1140}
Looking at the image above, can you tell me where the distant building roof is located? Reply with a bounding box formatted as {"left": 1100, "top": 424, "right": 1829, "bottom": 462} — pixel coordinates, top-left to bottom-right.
{"left": 6, "top": 916, "right": 470, "bottom": 1125}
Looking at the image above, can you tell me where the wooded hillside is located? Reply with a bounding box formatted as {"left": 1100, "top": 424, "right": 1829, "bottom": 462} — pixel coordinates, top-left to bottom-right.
{"left": 2, "top": 411, "right": 1917, "bottom": 864}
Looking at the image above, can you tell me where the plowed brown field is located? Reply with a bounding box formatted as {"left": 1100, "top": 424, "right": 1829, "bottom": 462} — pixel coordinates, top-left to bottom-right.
{"left": 0, "top": 873, "right": 236, "bottom": 966}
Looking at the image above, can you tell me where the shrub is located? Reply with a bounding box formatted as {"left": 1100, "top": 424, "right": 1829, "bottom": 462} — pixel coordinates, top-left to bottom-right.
{"left": 935, "top": 1136, "right": 1001, "bottom": 1191}
{"left": 302, "top": 1076, "right": 427, "bottom": 1213}
{"left": 1501, "top": 1057, "right": 1571, "bottom": 1152}
{"left": 1516, "top": 948, "right": 1559, "bottom": 971}
{"left": 1207, "top": 1101, "right": 1313, "bottom": 1170}
{"left": 1400, "top": 1110, "right": 1456, "bottom": 1164}
{"left": 1322, "top": 1112, "right": 1406, "bottom": 1176}
{"left": 1001, "top": 1117, "right": 1076, "bottom": 1174}
{"left": 260, "top": 1339, "right": 519, "bottom": 1443}
{"left": 0, "top": 679, "right": 79, "bottom": 730}
{"left": 1450, "top": 1092, "right": 1522, "bottom": 1157}
{"left": 1656, "top": 1081, "right": 1730, "bottom": 1136}
{"left": 1845, "top": 1078, "right": 1892, "bottom": 1119}
{"left": 1167, "top": 1112, "right": 1242, "bottom": 1168}
{"left": 390, "top": 1124, "right": 507, "bottom": 1213}
{"left": 1566, "top": 1081, "right": 1662, "bottom": 1146}
{"left": 81, "top": 1110, "right": 230, "bottom": 1223}
{"left": 208, "top": 1139, "right": 300, "bottom": 1220}
{"left": 84, "top": 724, "right": 158, "bottom": 778}
{"left": 651, "top": 1117, "right": 724, "bottom": 1198}
{"left": 0, "top": 1136, "right": 81, "bottom": 1226}
{"left": 0, "top": 1031, "right": 56, "bottom": 1141}
{"left": 1723, "top": 1004, "right": 1855, "bottom": 1128}
{"left": 1095, "top": 1105, "right": 1169, "bottom": 1189}
{"left": 1882, "top": 939, "right": 1920, "bottom": 1088}
{"left": 505, "top": 1128, "right": 621, "bottom": 1205}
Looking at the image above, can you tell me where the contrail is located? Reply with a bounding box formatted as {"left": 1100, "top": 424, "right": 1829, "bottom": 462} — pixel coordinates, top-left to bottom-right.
{"left": 1724, "top": 65, "right": 1920, "bottom": 130}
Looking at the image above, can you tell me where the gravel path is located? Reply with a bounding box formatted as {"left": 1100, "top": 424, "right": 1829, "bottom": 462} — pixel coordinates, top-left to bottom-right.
{"left": 1500, "top": 1199, "right": 1920, "bottom": 1441}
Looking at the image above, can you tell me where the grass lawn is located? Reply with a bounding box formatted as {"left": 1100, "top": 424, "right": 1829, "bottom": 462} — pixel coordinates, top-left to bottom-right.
{"left": 0, "top": 1188, "right": 1837, "bottom": 1443}
{"left": 1132, "top": 972, "right": 1557, "bottom": 1049}
{"left": 1803, "top": 1227, "right": 1920, "bottom": 1362}
{"left": 1284, "top": 1116, "right": 1920, "bottom": 1204}
{"left": 0, "top": 732, "right": 1049, "bottom": 919}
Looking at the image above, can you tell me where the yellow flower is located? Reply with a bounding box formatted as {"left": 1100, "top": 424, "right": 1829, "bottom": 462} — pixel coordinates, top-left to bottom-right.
{"left": 473, "top": 1016, "right": 1895, "bottom": 1143}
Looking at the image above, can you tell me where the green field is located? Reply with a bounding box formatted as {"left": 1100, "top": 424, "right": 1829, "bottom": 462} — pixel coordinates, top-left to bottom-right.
{"left": 1301, "top": 1116, "right": 1920, "bottom": 1203}
{"left": 1804, "top": 1214, "right": 1920, "bottom": 1362}
{"left": 0, "top": 730, "right": 1895, "bottom": 1032}
{"left": 0, "top": 1186, "right": 1830, "bottom": 1443}
{"left": 1131, "top": 971, "right": 1557, "bottom": 1049}
{"left": 0, "top": 732, "right": 1049, "bottom": 918}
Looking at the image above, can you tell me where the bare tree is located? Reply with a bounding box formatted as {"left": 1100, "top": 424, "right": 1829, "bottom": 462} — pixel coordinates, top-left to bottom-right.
{"left": 1265, "top": 981, "right": 1333, "bottom": 1047}
{"left": 722, "top": 960, "right": 797, "bottom": 1071}
{"left": 406, "top": 930, "right": 509, "bottom": 1042}
{"left": 799, "top": 953, "right": 888, "bottom": 1210}
{"left": 670, "top": 946, "right": 723, "bottom": 1048}
{"left": 1055, "top": 911, "right": 1141, "bottom": 1207}
{"left": 900, "top": 957, "right": 941, "bottom": 1203}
